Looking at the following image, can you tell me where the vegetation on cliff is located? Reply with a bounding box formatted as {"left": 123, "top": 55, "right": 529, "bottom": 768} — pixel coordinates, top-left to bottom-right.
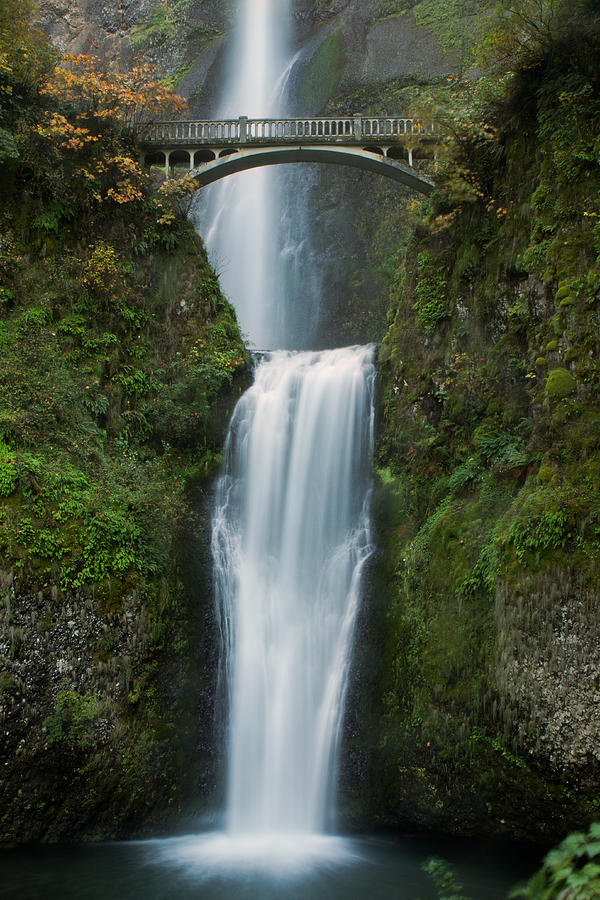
{"left": 349, "top": 0, "right": 600, "bottom": 841}
{"left": 0, "top": 1, "right": 246, "bottom": 841}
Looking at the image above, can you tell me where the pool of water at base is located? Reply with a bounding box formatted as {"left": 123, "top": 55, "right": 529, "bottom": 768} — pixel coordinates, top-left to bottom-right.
{"left": 0, "top": 832, "right": 541, "bottom": 900}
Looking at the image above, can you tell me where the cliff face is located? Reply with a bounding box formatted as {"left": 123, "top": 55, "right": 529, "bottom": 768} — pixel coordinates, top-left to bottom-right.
{"left": 0, "top": 223, "right": 247, "bottom": 841}
{"left": 0, "top": 14, "right": 249, "bottom": 838}
{"left": 340, "top": 18, "right": 600, "bottom": 841}
{"left": 36, "top": 0, "right": 463, "bottom": 115}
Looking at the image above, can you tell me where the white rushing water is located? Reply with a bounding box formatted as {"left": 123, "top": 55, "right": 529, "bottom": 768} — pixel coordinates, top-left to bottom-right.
{"left": 189, "top": 0, "right": 377, "bottom": 871}
{"left": 196, "top": 0, "right": 299, "bottom": 350}
{"left": 212, "top": 346, "right": 375, "bottom": 838}
{"left": 195, "top": 0, "right": 323, "bottom": 350}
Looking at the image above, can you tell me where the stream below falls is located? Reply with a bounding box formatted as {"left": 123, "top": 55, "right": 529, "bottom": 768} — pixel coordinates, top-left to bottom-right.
{"left": 0, "top": 834, "right": 538, "bottom": 899}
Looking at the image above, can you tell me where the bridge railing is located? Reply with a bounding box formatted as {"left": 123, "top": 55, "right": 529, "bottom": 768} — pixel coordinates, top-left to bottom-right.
{"left": 142, "top": 116, "right": 439, "bottom": 145}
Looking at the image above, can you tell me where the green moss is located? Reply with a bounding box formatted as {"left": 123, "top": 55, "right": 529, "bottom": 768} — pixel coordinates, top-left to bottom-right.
{"left": 296, "top": 31, "right": 345, "bottom": 113}
{"left": 545, "top": 367, "right": 576, "bottom": 399}
{"left": 412, "top": 0, "right": 494, "bottom": 56}
{"left": 130, "top": 0, "right": 191, "bottom": 49}
{"left": 545, "top": 340, "right": 558, "bottom": 352}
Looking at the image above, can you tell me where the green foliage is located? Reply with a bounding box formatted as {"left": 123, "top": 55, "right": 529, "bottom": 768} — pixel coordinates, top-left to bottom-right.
{"left": 413, "top": 251, "right": 449, "bottom": 331}
{"left": 472, "top": 421, "right": 528, "bottom": 468}
{"left": 0, "top": 125, "right": 18, "bottom": 162}
{"left": 370, "top": 0, "right": 600, "bottom": 841}
{"left": 0, "top": 438, "right": 16, "bottom": 496}
{"left": 510, "top": 822, "right": 600, "bottom": 899}
{"left": 373, "top": 0, "right": 415, "bottom": 19}
{"left": 413, "top": 0, "right": 493, "bottom": 57}
{"left": 44, "top": 691, "right": 105, "bottom": 750}
{"left": 31, "top": 202, "right": 66, "bottom": 235}
{"left": 422, "top": 857, "right": 470, "bottom": 900}
{"left": 0, "top": 9, "right": 247, "bottom": 597}
{"left": 502, "top": 503, "right": 570, "bottom": 562}
{"left": 477, "top": 0, "right": 598, "bottom": 74}
{"left": 0, "top": 0, "right": 250, "bottom": 846}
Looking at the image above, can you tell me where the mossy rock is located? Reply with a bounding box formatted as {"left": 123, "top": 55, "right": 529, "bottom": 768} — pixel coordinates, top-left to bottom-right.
{"left": 545, "top": 367, "right": 576, "bottom": 400}
{"left": 537, "top": 465, "right": 554, "bottom": 483}
{"left": 296, "top": 30, "right": 345, "bottom": 113}
{"left": 545, "top": 340, "right": 558, "bottom": 352}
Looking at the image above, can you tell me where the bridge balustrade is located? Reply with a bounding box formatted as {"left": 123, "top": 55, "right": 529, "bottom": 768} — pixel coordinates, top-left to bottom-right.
{"left": 141, "top": 115, "right": 438, "bottom": 146}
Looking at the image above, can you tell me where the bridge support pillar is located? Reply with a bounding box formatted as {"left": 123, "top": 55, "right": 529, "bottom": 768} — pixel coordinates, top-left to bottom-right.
{"left": 353, "top": 115, "right": 362, "bottom": 141}
{"left": 407, "top": 147, "right": 414, "bottom": 167}
{"left": 164, "top": 149, "right": 171, "bottom": 179}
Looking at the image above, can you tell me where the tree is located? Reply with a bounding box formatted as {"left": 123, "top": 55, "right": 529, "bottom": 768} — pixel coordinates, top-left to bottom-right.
{"left": 477, "top": 0, "right": 597, "bottom": 70}
{"left": 31, "top": 53, "right": 187, "bottom": 209}
{"left": 0, "top": 0, "right": 56, "bottom": 161}
{"left": 40, "top": 53, "right": 186, "bottom": 135}
{"left": 0, "top": 0, "right": 55, "bottom": 99}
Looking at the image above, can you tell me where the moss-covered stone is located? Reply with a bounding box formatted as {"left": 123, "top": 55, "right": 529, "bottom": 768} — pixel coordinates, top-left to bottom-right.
{"left": 296, "top": 30, "right": 345, "bottom": 113}
{"left": 545, "top": 368, "right": 576, "bottom": 400}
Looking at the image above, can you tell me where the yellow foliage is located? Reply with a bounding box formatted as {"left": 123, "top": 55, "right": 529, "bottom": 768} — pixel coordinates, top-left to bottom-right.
{"left": 34, "top": 113, "right": 98, "bottom": 151}
{"left": 83, "top": 241, "right": 121, "bottom": 299}
{"left": 41, "top": 54, "right": 187, "bottom": 133}
{"left": 104, "top": 156, "right": 146, "bottom": 204}
{"left": 157, "top": 174, "right": 198, "bottom": 215}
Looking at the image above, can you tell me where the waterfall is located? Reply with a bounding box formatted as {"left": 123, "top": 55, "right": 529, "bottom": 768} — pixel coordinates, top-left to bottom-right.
{"left": 194, "top": 0, "right": 322, "bottom": 350}
{"left": 213, "top": 347, "right": 375, "bottom": 837}
{"left": 195, "top": 0, "right": 376, "bottom": 862}
{"left": 196, "top": 0, "right": 291, "bottom": 349}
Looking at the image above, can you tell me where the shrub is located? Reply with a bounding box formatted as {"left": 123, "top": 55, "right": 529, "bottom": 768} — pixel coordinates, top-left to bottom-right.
{"left": 510, "top": 822, "right": 600, "bottom": 900}
{"left": 0, "top": 440, "right": 17, "bottom": 496}
{"left": 413, "top": 251, "right": 449, "bottom": 332}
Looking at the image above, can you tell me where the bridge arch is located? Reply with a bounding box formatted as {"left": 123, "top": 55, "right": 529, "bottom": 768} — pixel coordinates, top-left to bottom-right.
{"left": 144, "top": 150, "right": 167, "bottom": 169}
{"left": 179, "top": 145, "right": 435, "bottom": 195}
{"left": 195, "top": 148, "right": 216, "bottom": 165}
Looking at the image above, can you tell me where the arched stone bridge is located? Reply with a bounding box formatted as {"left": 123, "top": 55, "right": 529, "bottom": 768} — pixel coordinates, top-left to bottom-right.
{"left": 140, "top": 115, "right": 438, "bottom": 195}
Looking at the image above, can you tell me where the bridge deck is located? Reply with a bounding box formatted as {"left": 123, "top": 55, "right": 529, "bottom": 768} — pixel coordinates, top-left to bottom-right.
{"left": 141, "top": 115, "right": 439, "bottom": 147}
